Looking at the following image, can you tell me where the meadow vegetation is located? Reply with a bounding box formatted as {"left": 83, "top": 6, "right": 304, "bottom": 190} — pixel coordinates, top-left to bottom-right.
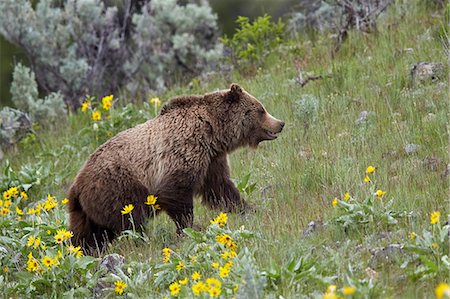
{"left": 0, "top": 1, "right": 449, "bottom": 298}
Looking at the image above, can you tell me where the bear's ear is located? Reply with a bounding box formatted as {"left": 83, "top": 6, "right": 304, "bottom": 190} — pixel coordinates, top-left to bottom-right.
{"left": 226, "top": 83, "right": 243, "bottom": 103}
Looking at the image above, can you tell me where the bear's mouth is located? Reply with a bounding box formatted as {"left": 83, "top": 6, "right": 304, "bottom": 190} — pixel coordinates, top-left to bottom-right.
{"left": 264, "top": 129, "right": 279, "bottom": 140}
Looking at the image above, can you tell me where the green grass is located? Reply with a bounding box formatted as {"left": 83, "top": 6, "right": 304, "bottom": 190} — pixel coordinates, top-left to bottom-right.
{"left": 1, "top": 1, "right": 448, "bottom": 298}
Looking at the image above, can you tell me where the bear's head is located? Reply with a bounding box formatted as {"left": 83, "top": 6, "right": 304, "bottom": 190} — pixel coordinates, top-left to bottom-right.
{"left": 222, "top": 83, "right": 285, "bottom": 149}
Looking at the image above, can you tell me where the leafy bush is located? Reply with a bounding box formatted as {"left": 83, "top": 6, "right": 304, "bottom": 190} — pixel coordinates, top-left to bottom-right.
{"left": 0, "top": 0, "right": 222, "bottom": 108}
{"left": 10, "top": 63, "right": 66, "bottom": 127}
{"left": 222, "top": 15, "right": 285, "bottom": 69}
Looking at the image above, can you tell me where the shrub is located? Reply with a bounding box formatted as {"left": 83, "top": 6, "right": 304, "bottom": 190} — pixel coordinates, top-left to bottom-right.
{"left": 222, "top": 15, "right": 285, "bottom": 69}
{"left": 10, "top": 63, "right": 66, "bottom": 127}
{"left": 0, "top": 0, "right": 222, "bottom": 108}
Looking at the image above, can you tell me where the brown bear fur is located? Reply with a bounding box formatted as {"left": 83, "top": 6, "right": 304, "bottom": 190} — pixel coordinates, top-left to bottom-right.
{"left": 67, "top": 84, "right": 284, "bottom": 253}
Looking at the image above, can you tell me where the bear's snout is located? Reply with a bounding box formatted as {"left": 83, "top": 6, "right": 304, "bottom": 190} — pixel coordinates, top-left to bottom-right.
{"left": 262, "top": 113, "right": 284, "bottom": 140}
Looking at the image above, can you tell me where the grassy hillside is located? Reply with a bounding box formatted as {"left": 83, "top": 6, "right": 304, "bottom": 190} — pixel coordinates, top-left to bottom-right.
{"left": 0, "top": 1, "right": 448, "bottom": 298}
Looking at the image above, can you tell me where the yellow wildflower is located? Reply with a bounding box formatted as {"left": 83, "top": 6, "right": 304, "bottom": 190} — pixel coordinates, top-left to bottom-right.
{"left": 366, "top": 165, "right": 376, "bottom": 174}
{"left": 8, "top": 187, "right": 18, "bottom": 197}
{"left": 67, "top": 245, "right": 83, "bottom": 258}
{"left": 409, "top": 232, "right": 416, "bottom": 241}
{"left": 206, "top": 278, "right": 221, "bottom": 289}
{"left": 92, "top": 110, "right": 101, "bottom": 121}
{"left": 150, "top": 97, "right": 161, "bottom": 106}
{"left": 432, "top": 242, "right": 439, "bottom": 249}
{"left": 176, "top": 261, "right": 185, "bottom": 271}
{"left": 210, "top": 212, "right": 228, "bottom": 227}
{"left": 212, "top": 262, "right": 219, "bottom": 268}
{"left": 363, "top": 175, "right": 371, "bottom": 183}
{"left": 216, "top": 234, "right": 233, "bottom": 247}
{"left": 342, "top": 286, "right": 356, "bottom": 295}
{"left": 153, "top": 204, "right": 161, "bottom": 210}
{"left": 61, "top": 198, "right": 69, "bottom": 204}
{"left": 192, "top": 271, "right": 201, "bottom": 281}
{"left": 42, "top": 256, "right": 54, "bottom": 268}
{"left": 33, "top": 237, "right": 41, "bottom": 249}
{"left": 169, "top": 281, "right": 181, "bottom": 296}
{"left": 2, "top": 190, "right": 11, "bottom": 200}
{"left": 332, "top": 197, "right": 338, "bottom": 207}
{"left": 26, "top": 208, "right": 36, "bottom": 215}
{"left": 224, "top": 261, "right": 233, "bottom": 270}
{"left": 344, "top": 192, "right": 350, "bottom": 201}
{"left": 1, "top": 207, "right": 10, "bottom": 216}
{"left": 20, "top": 191, "right": 28, "bottom": 200}
{"left": 179, "top": 277, "right": 188, "bottom": 285}
{"left": 375, "top": 189, "right": 386, "bottom": 198}
{"left": 435, "top": 283, "right": 450, "bottom": 299}
{"left": 27, "top": 236, "right": 36, "bottom": 247}
{"left": 430, "top": 211, "right": 440, "bottom": 225}
{"left": 209, "top": 287, "right": 221, "bottom": 297}
{"left": 219, "top": 266, "right": 229, "bottom": 278}
{"left": 323, "top": 292, "right": 338, "bottom": 299}
{"left": 15, "top": 206, "right": 24, "bottom": 215}
{"left": 114, "top": 280, "right": 127, "bottom": 295}
{"left": 145, "top": 195, "right": 158, "bottom": 205}
{"left": 192, "top": 282, "right": 206, "bottom": 295}
{"left": 162, "top": 247, "right": 171, "bottom": 263}
{"left": 44, "top": 194, "right": 58, "bottom": 211}
{"left": 101, "top": 95, "right": 113, "bottom": 111}
{"left": 26, "top": 257, "right": 39, "bottom": 272}
{"left": 81, "top": 100, "right": 90, "bottom": 112}
{"left": 54, "top": 234, "right": 64, "bottom": 244}
{"left": 121, "top": 204, "right": 134, "bottom": 215}
{"left": 3, "top": 200, "right": 11, "bottom": 208}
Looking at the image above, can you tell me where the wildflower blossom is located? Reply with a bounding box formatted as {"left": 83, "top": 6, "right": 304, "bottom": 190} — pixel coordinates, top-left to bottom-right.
{"left": 206, "top": 278, "right": 221, "bottom": 289}
{"left": 1, "top": 207, "right": 10, "bottom": 216}
{"left": 44, "top": 194, "right": 58, "bottom": 211}
{"left": 121, "top": 204, "right": 134, "bottom": 215}
{"left": 209, "top": 287, "right": 221, "bottom": 297}
{"left": 27, "top": 236, "right": 36, "bottom": 247}
{"left": 8, "top": 187, "right": 18, "bottom": 197}
{"left": 430, "top": 211, "right": 440, "bottom": 225}
{"left": 81, "top": 100, "right": 90, "bottom": 112}
{"left": 344, "top": 192, "right": 350, "bottom": 201}
{"left": 409, "top": 232, "right": 416, "bottom": 241}
{"left": 432, "top": 242, "right": 439, "bottom": 249}
{"left": 192, "top": 282, "right": 206, "bottom": 295}
{"left": 363, "top": 175, "right": 371, "bottom": 183}
{"left": 3, "top": 200, "right": 11, "bottom": 208}
{"left": 150, "top": 97, "right": 161, "bottom": 106}
{"left": 169, "top": 281, "right": 181, "bottom": 296}
{"left": 20, "top": 191, "right": 28, "bottom": 200}
{"left": 192, "top": 271, "right": 201, "bottom": 281}
{"left": 179, "top": 277, "right": 188, "bottom": 285}
{"left": 375, "top": 189, "right": 386, "bottom": 198}
{"left": 332, "top": 197, "right": 338, "bottom": 207}
{"left": 216, "top": 234, "right": 233, "bottom": 247}
{"left": 162, "top": 247, "right": 171, "bottom": 263}
{"left": 145, "top": 195, "right": 158, "bottom": 205}
{"left": 211, "top": 212, "right": 228, "bottom": 227}
{"left": 366, "top": 166, "right": 376, "bottom": 174}
{"left": 435, "top": 283, "right": 450, "bottom": 299}
{"left": 61, "top": 198, "right": 69, "bottom": 204}
{"left": 114, "top": 280, "right": 127, "bottom": 295}
{"left": 26, "top": 255, "right": 39, "bottom": 272}
{"left": 176, "top": 261, "right": 185, "bottom": 271}
{"left": 92, "top": 110, "right": 101, "bottom": 121}
{"left": 219, "top": 266, "right": 229, "bottom": 278}
{"left": 15, "top": 206, "right": 24, "bottom": 215}
{"left": 2, "top": 190, "right": 11, "bottom": 200}
{"left": 101, "top": 95, "right": 113, "bottom": 111}
{"left": 342, "top": 286, "right": 356, "bottom": 295}
{"left": 42, "top": 256, "right": 54, "bottom": 268}
{"left": 211, "top": 262, "right": 219, "bottom": 268}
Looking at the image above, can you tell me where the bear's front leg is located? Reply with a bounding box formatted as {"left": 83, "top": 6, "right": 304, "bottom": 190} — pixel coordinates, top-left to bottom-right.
{"left": 201, "top": 155, "right": 246, "bottom": 212}
{"left": 155, "top": 181, "right": 194, "bottom": 235}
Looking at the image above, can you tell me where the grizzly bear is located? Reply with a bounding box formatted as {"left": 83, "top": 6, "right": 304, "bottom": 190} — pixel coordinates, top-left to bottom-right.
{"left": 67, "top": 83, "right": 284, "bottom": 253}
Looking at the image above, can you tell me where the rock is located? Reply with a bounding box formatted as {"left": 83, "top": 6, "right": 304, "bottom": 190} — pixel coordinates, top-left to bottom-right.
{"left": 368, "top": 244, "right": 404, "bottom": 269}
{"left": 411, "top": 62, "right": 445, "bottom": 85}
{"left": 355, "top": 110, "right": 369, "bottom": 125}
{"left": 404, "top": 144, "right": 420, "bottom": 154}
{"left": 302, "top": 220, "right": 323, "bottom": 237}
{"left": 99, "top": 253, "right": 125, "bottom": 274}
{"left": 423, "top": 156, "right": 442, "bottom": 172}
